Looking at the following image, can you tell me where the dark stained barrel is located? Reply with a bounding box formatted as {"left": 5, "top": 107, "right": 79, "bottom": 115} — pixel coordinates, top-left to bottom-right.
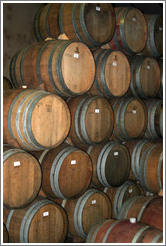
{"left": 87, "top": 142, "right": 130, "bottom": 188}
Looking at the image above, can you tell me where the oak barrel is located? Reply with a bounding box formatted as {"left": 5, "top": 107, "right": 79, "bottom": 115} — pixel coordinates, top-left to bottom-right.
{"left": 68, "top": 95, "right": 114, "bottom": 147}
{"left": 34, "top": 3, "right": 61, "bottom": 41}
{"left": 109, "top": 7, "right": 147, "bottom": 54}
{"left": 3, "top": 144, "right": 42, "bottom": 209}
{"left": 139, "top": 143, "right": 163, "bottom": 193}
{"left": 89, "top": 49, "right": 130, "bottom": 98}
{"left": 118, "top": 196, "right": 163, "bottom": 231}
{"left": 103, "top": 181, "right": 143, "bottom": 218}
{"left": 3, "top": 196, "right": 68, "bottom": 243}
{"left": 59, "top": 3, "right": 116, "bottom": 48}
{"left": 3, "top": 89, "right": 70, "bottom": 150}
{"left": 156, "top": 59, "right": 163, "bottom": 99}
{"left": 110, "top": 97, "right": 147, "bottom": 141}
{"left": 56, "top": 189, "right": 112, "bottom": 239}
{"left": 87, "top": 142, "right": 130, "bottom": 188}
{"left": 3, "top": 223, "right": 9, "bottom": 243}
{"left": 9, "top": 40, "right": 95, "bottom": 97}
{"left": 129, "top": 55, "right": 161, "bottom": 98}
{"left": 86, "top": 219, "right": 163, "bottom": 243}
{"left": 3, "top": 76, "right": 13, "bottom": 91}
{"left": 124, "top": 139, "right": 154, "bottom": 180}
{"left": 31, "top": 143, "right": 92, "bottom": 199}
{"left": 140, "top": 15, "right": 163, "bottom": 57}
{"left": 144, "top": 99, "right": 163, "bottom": 139}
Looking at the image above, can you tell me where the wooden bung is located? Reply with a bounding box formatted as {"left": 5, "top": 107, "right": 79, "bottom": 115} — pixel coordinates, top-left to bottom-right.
{"left": 3, "top": 196, "right": 68, "bottom": 243}
{"left": 88, "top": 48, "right": 131, "bottom": 98}
{"left": 86, "top": 219, "right": 163, "bottom": 243}
{"left": 109, "top": 7, "right": 147, "bottom": 54}
{"left": 118, "top": 196, "right": 163, "bottom": 231}
{"left": 52, "top": 189, "right": 112, "bottom": 240}
{"left": 31, "top": 142, "right": 92, "bottom": 199}
{"left": 3, "top": 88, "right": 71, "bottom": 150}
{"left": 3, "top": 144, "right": 42, "bottom": 209}
{"left": 87, "top": 142, "right": 130, "bottom": 188}
{"left": 9, "top": 40, "right": 95, "bottom": 97}
{"left": 59, "top": 3, "right": 116, "bottom": 48}
{"left": 110, "top": 97, "right": 147, "bottom": 141}
{"left": 68, "top": 95, "right": 114, "bottom": 148}
{"left": 103, "top": 181, "right": 143, "bottom": 218}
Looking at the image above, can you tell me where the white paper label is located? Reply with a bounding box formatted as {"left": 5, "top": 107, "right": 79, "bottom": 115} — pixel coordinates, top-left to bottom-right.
{"left": 114, "top": 151, "right": 118, "bottom": 156}
{"left": 122, "top": 141, "right": 126, "bottom": 144}
{"left": 43, "top": 211, "right": 49, "bottom": 217}
{"left": 22, "top": 85, "right": 27, "bottom": 89}
{"left": 132, "top": 17, "right": 136, "bottom": 22}
{"left": 128, "top": 189, "right": 133, "bottom": 193}
{"left": 92, "top": 200, "right": 96, "bottom": 204}
{"left": 133, "top": 109, "right": 136, "bottom": 114}
{"left": 14, "top": 161, "right": 20, "bottom": 167}
{"left": 96, "top": 6, "right": 101, "bottom": 11}
{"left": 159, "top": 27, "right": 162, "bottom": 31}
{"left": 71, "top": 160, "right": 76, "bottom": 165}
{"left": 95, "top": 109, "right": 100, "bottom": 113}
{"left": 147, "top": 65, "right": 151, "bottom": 70}
{"left": 112, "top": 61, "right": 117, "bottom": 67}
{"left": 74, "top": 53, "right": 79, "bottom": 59}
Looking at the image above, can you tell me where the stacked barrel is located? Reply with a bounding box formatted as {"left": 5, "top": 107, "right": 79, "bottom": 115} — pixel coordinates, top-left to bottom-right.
{"left": 3, "top": 3, "right": 163, "bottom": 244}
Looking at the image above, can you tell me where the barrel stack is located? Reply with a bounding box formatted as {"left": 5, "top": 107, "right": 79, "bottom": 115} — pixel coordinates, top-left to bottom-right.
{"left": 3, "top": 3, "right": 163, "bottom": 244}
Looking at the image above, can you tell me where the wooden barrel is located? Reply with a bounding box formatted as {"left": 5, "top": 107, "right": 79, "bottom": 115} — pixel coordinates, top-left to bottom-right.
{"left": 31, "top": 143, "right": 92, "bottom": 199}
{"left": 3, "top": 223, "right": 9, "bottom": 243}
{"left": 59, "top": 3, "right": 116, "bottom": 48}
{"left": 3, "top": 196, "right": 68, "bottom": 243}
{"left": 156, "top": 59, "right": 163, "bottom": 99}
{"left": 89, "top": 49, "right": 130, "bottom": 98}
{"left": 87, "top": 142, "right": 130, "bottom": 188}
{"left": 140, "top": 15, "right": 163, "bottom": 57}
{"left": 110, "top": 97, "right": 147, "bottom": 141}
{"left": 139, "top": 143, "right": 163, "bottom": 193}
{"left": 3, "top": 88, "right": 70, "bottom": 150}
{"left": 34, "top": 3, "right": 61, "bottom": 41}
{"left": 68, "top": 95, "right": 114, "bottom": 147}
{"left": 118, "top": 196, "right": 163, "bottom": 231}
{"left": 109, "top": 7, "right": 147, "bottom": 54}
{"left": 86, "top": 219, "right": 163, "bottom": 243}
{"left": 3, "top": 144, "right": 42, "bottom": 209}
{"left": 129, "top": 55, "right": 161, "bottom": 98}
{"left": 9, "top": 40, "right": 95, "bottom": 97}
{"left": 124, "top": 139, "right": 154, "bottom": 180}
{"left": 103, "top": 181, "right": 143, "bottom": 218}
{"left": 58, "top": 189, "right": 112, "bottom": 239}
{"left": 144, "top": 99, "right": 163, "bottom": 139}
{"left": 3, "top": 76, "right": 13, "bottom": 91}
